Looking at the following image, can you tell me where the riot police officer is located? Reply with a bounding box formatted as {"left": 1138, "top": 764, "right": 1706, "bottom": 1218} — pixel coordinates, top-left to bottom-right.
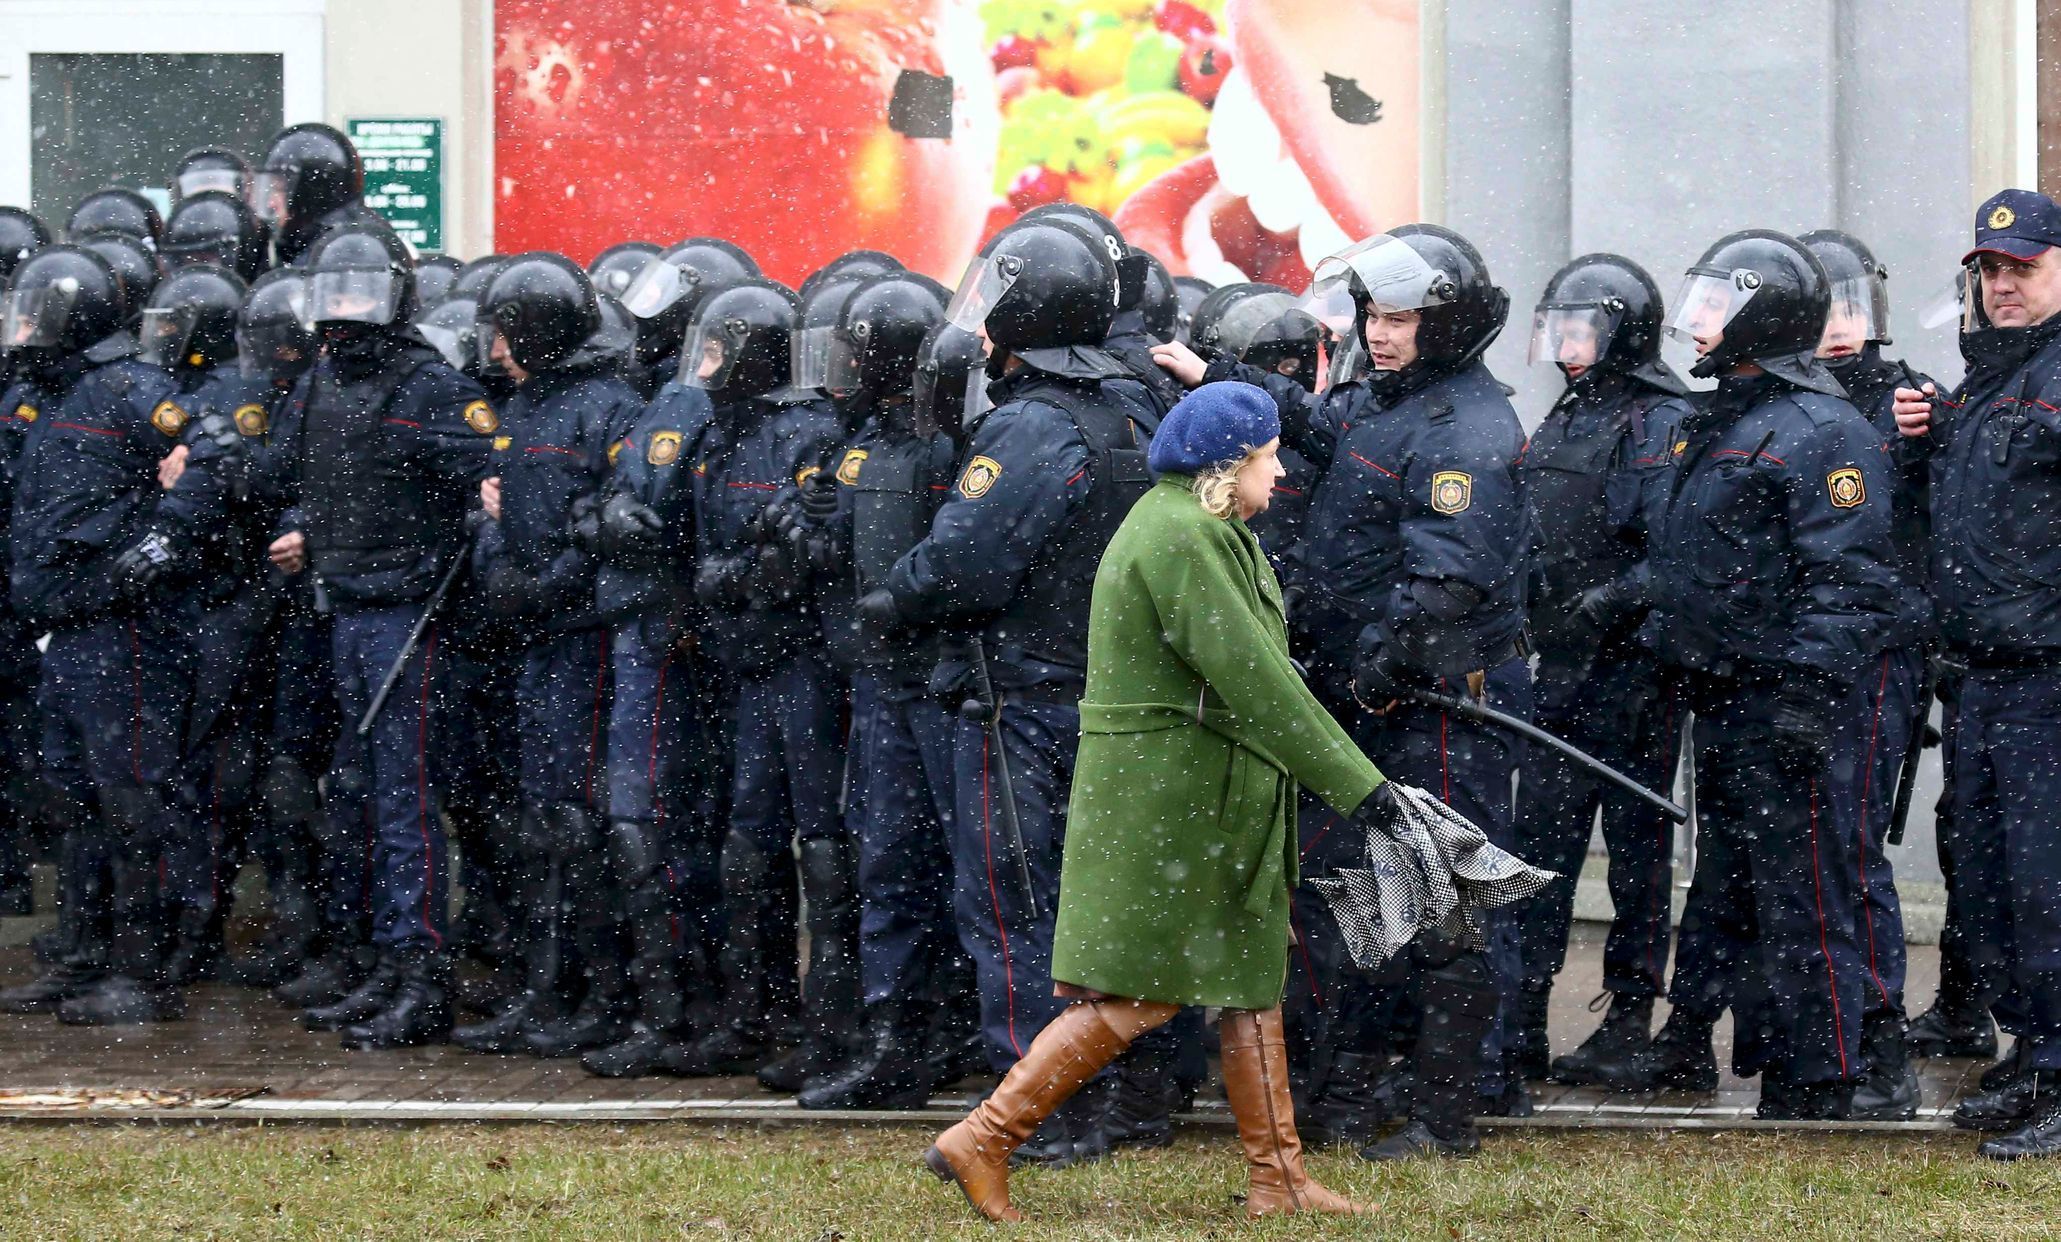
{"left": 1507, "top": 254, "right": 1693, "bottom": 1086}
{"left": 64, "top": 188, "right": 163, "bottom": 253}
{"left": 1640, "top": 229, "right": 1900, "bottom": 1120}
{"left": 1018, "top": 204, "right": 1182, "bottom": 417}
{"left": 619, "top": 237, "right": 760, "bottom": 396}
{"left": 3, "top": 243, "right": 222, "bottom": 1023}
{"left": 256, "top": 224, "right": 496, "bottom": 1048}
{"left": 1893, "top": 189, "right": 2061, "bottom": 1158}
{"left": 413, "top": 256, "right": 463, "bottom": 307}
{"left": 1161, "top": 224, "right": 1532, "bottom": 1158}
{"left": 869, "top": 221, "right": 1159, "bottom": 1161}
{"left": 0, "top": 204, "right": 51, "bottom": 915}
{"left": 255, "top": 123, "right": 402, "bottom": 267}
{"left": 162, "top": 191, "right": 269, "bottom": 283}
{"left": 170, "top": 147, "right": 253, "bottom": 205}
{"left": 77, "top": 232, "right": 163, "bottom": 329}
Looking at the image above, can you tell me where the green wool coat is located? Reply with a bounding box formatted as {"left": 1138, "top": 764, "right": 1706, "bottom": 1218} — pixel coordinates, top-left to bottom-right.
{"left": 1050, "top": 477, "right": 1385, "bottom": 1010}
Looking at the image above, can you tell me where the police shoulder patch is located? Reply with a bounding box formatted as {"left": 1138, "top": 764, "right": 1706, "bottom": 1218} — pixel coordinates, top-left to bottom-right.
{"left": 796, "top": 464, "right": 822, "bottom": 488}
{"left": 836, "top": 448, "right": 868, "bottom": 485}
{"left": 1430, "top": 470, "right": 1473, "bottom": 515}
{"left": 233, "top": 403, "right": 268, "bottom": 438}
{"left": 150, "top": 400, "right": 188, "bottom": 437}
{"left": 1827, "top": 465, "right": 1866, "bottom": 509}
{"left": 958, "top": 454, "right": 1003, "bottom": 499}
{"left": 11, "top": 403, "right": 36, "bottom": 424}
{"left": 463, "top": 400, "right": 499, "bottom": 435}
{"left": 648, "top": 430, "right": 682, "bottom": 466}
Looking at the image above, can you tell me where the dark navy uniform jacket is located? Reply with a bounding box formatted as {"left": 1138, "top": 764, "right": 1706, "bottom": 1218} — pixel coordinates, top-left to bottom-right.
{"left": 1917, "top": 320, "right": 2061, "bottom": 661}
{"left": 484, "top": 362, "right": 645, "bottom": 629}
{"left": 258, "top": 335, "right": 495, "bottom": 607}
{"left": 592, "top": 380, "right": 714, "bottom": 625}
{"left": 155, "top": 364, "right": 282, "bottom": 602}
{"left": 686, "top": 393, "right": 842, "bottom": 673}
{"left": 819, "top": 409, "right": 959, "bottom": 685}
{"left": 1641, "top": 374, "right": 1902, "bottom": 684}
{"left": 882, "top": 366, "right": 1157, "bottom": 691}
{"left": 1826, "top": 346, "right": 1936, "bottom": 650}
{"left": 1216, "top": 355, "right": 1531, "bottom": 681}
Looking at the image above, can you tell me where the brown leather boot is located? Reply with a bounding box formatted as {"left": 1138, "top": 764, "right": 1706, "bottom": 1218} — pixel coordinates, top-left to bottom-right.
{"left": 925, "top": 1002, "right": 1143, "bottom": 1222}
{"left": 1220, "top": 1007, "right": 1371, "bottom": 1217}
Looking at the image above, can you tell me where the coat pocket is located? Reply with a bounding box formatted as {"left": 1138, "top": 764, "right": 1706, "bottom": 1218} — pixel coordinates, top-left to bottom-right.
{"left": 1216, "top": 742, "right": 1279, "bottom": 837}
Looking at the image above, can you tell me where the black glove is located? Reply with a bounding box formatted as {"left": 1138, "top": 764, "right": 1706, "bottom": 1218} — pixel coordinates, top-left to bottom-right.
{"left": 1769, "top": 674, "right": 1837, "bottom": 773}
{"left": 568, "top": 493, "right": 603, "bottom": 554}
{"left": 1573, "top": 575, "right": 1639, "bottom": 635}
{"left": 799, "top": 469, "right": 842, "bottom": 522}
{"left": 1349, "top": 780, "right": 1405, "bottom": 839}
{"left": 110, "top": 528, "right": 181, "bottom": 600}
{"left": 693, "top": 555, "right": 751, "bottom": 609}
{"left": 597, "top": 494, "right": 664, "bottom": 562}
{"left": 857, "top": 588, "right": 902, "bottom": 629}
{"left": 483, "top": 566, "right": 548, "bottom": 620}
{"left": 1351, "top": 639, "right": 1421, "bottom": 709}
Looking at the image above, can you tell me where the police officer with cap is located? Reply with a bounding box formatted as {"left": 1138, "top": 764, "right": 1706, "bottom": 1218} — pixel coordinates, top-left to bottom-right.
{"left": 255, "top": 122, "right": 402, "bottom": 267}
{"left": 1893, "top": 189, "right": 2061, "bottom": 1158}
{"left": 867, "top": 221, "right": 1159, "bottom": 1162}
{"left": 256, "top": 223, "right": 497, "bottom": 1048}
{"left": 1639, "top": 229, "right": 1900, "bottom": 1120}
{"left": 1508, "top": 254, "right": 1693, "bottom": 1087}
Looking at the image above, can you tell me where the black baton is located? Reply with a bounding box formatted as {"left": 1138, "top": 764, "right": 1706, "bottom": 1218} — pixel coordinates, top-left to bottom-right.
{"left": 960, "top": 637, "right": 1042, "bottom": 918}
{"left": 357, "top": 537, "right": 472, "bottom": 739}
{"left": 1886, "top": 655, "right": 1940, "bottom": 847}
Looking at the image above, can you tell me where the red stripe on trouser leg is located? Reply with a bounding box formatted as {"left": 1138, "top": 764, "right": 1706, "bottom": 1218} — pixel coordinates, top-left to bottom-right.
{"left": 415, "top": 630, "right": 443, "bottom": 948}
{"left": 981, "top": 729, "right": 1021, "bottom": 1058}
{"left": 1855, "top": 654, "right": 1892, "bottom": 1006}
{"left": 1807, "top": 781, "right": 1849, "bottom": 1077}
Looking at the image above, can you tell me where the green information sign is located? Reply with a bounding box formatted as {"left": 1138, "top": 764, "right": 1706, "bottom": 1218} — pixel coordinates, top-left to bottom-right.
{"left": 347, "top": 117, "right": 443, "bottom": 254}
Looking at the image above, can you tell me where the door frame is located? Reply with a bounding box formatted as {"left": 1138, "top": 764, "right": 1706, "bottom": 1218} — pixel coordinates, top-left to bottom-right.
{"left": 0, "top": 0, "right": 326, "bottom": 208}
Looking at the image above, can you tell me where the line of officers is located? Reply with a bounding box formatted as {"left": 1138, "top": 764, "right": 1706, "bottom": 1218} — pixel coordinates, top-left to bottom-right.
{"left": 0, "top": 122, "right": 2057, "bottom": 1164}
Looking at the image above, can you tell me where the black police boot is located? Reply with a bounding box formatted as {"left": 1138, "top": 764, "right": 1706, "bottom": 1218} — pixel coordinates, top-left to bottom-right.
{"left": 1980, "top": 1039, "right": 2033, "bottom": 1093}
{"left": 1849, "top": 1014, "right": 1921, "bottom": 1121}
{"left": 1755, "top": 1070, "right": 1855, "bottom": 1121}
{"left": 1360, "top": 952, "right": 1496, "bottom": 1162}
{"left": 1550, "top": 993, "right": 1656, "bottom": 1086}
{"left": 227, "top": 873, "right": 323, "bottom": 989}
{"left": 757, "top": 837, "right": 860, "bottom": 1093}
{"left": 667, "top": 833, "right": 789, "bottom": 1076}
{"left": 1979, "top": 1091, "right": 2061, "bottom": 1160}
{"left": 165, "top": 901, "right": 227, "bottom": 986}
{"left": 340, "top": 950, "right": 452, "bottom": 1050}
{"left": 1511, "top": 983, "right": 1552, "bottom": 1080}
{"left": 0, "top": 873, "right": 31, "bottom": 917}
{"left": 454, "top": 989, "right": 567, "bottom": 1055}
{"left": 797, "top": 1004, "right": 935, "bottom": 1109}
{"left": 1907, "top": 997, "right": 1997, "bottom": 1060}
{"left": 58, "top": 827, "right": 183, "bottom": 1027}
{"left": 922, "top": 962, "right": 988, "bottom": 1088}
{"left": 1589, "top": 1007, "right": 1718, "bottom": 1091}
{"left": 525, "top": 970, "right": 633, "bottom": 1057}
{"left": 274, "top": 941, "right": 374, "bottom": 1008}
{"left": 1086, "top": 1041, "right": 1182, "bottom": 1155}
{"left": 302, "top": 953, "right": 403, "bottom": 1030}
{"left": 29, "top": 927, "right": 67, "bottom": 966}
{"left": 1300, "top": 1051, "right": 1401, "bottom": 1146}
{"left": 57, "top": 972, "right": 187, "bottom": 1025}
{"left": 1955, "top": 1068, "right": 2061, "bottom": 1132}
{"left": 582, "top": 817, "right": 694, "bottom": 1080}
{"left": 0, "top": 960, "right": 107, "bottom": 1013}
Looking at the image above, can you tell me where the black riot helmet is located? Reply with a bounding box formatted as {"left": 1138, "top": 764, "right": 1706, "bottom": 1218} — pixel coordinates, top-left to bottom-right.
{"left": 834, "top": 274, "right": 949, "bottom": 400}
{"left": 77, "top": 231, "right": 163, "bottom": 321}
{"left": 413, "top": 294, "right": 482, "bottom": 375}
{"left": 413, "top": 254, "right": 463, "bottom": 306}
{"left": 138, "top": 262, "right": 247, "bottom": 371}
{"left": 170, "top": 147, "right": 252, "bottom": 204}
{"left": 681, "top": 278, "right": 799, "bottom": 398}
{"left": 1211, "top": 285, "right": 1322, "bottom": 391}
{"left": 1529, "top": 253, "right": 1681, "bottom": 391}
{"left": 303, "top": 223, "right": 415, "bottom": 329}
{"left": 162, "top": 191, "right": 267, "bottom": 282}
{"left": 1131, "top": 250, "right": 1178, "bottom": 342}
{"left": 3, "top": 244, "right": 123, "bottom": 355}
{"left": 1188, "top": 282, "right": 1281, "bottom": 353}
{"left": 0, "top": 207, "right": 51, "bottom": 284}
{"left": 791, "top": 276, "right": 870, "bottom": 392}
{"left": 480, "top": 251, "right": 603, "bottom": 373}
{"left": 451, "top": 255, "right": 506, "bottom": 303}
{"left": 1664, "top": 229, "right": 1833, "bottom": 389}
{"left": 1799, "top": 228, "right": 1892, "bottom": 348}
{"left": 946, "top": 221, "right": 1119, "bottom": 357}
{"left": 797, "top": 249, "right": 902, "bottom": 302}
{"left": 255, "top": 122, "right": 363, "bottom": 227}
{"left": 237, "top": 268, "right": 316, "bottom": 383}
{"left": 588, "top": 241, "right": 661, "bottom": 299}
{"left": 622, "top": 237, "right": 761, "bottom": 364}
{"left": 911, "top": 322, "right": 990, "bottom": 440}
{"left": 1308, "top": 225, "right": 1508, "bottom": 384}
{"left": 66, "top": 187, "right": 164, "bottom": 251}
{"left": 1172, "top": 275, "right": 1213, "bottom": 346}
{"left": 1018, "top": 202, "right": 1145, "bottom": 309}
{"left": 561, "top": 292, "right": 638, "bottom": 376}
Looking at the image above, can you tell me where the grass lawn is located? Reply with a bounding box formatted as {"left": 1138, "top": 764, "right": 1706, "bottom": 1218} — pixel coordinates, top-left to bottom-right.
{"left": 0, "top": 1122, "right": 2055, "bottom": 1240}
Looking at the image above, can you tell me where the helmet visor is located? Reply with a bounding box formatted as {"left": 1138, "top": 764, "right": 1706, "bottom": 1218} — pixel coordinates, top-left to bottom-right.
{"left": 251, "top": 171, "right": 293, "bottom": 225}
{"left": 138, "top": 305, "right": 201, "bottom": 367}
{"left": 163, "top": 235, "right": 240, "bottom": 269}
{"left": 622, "top": 258, "right": 692, "bottom": 319}
{"left": 1214, "top": 292, "right": 1305, "bottom": 357}
{"left": 1310, "top": 235, "right": 1457, "bottom": 316}
{"left": 1663, "top": 269, "right": 1763, "bottom": 348}
{"left": 681, "top": 318, "right": 743, "bottom": 390}
{"left": 308, "top": 268, "right": 400, "bottom": 327}
{"left": 2, "top": 285, "right": 76, "bottom": 350}
{"left": 174, "top": 168, "right": 243, "bottom": 201}
{"left": 1527, "top": 305, "right": 1621, "bottom": 369}
{"left": 789, "top": 325, "right": 846, "bottom": 390}
{"left": 1323, "top": 326, "right": 1367, "bottom": 390}
{"left": 945, "top": 253, "right": 1023, "bottom": 333}
{"left": 1920, "top": 267, "right": 1976, "bottom": 332}
{"left": 416, "top": 317, "right": 471, "bottom": 371}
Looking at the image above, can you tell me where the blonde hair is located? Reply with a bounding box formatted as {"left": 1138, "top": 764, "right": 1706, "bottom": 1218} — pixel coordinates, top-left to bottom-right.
{"left": 1191, "top": 445, "right": 1261, "bottom": 520}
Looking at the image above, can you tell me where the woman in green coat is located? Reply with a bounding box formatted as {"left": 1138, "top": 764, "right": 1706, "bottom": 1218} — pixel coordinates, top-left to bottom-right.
{"left": 927, "top": 382, "right": 1401, "bottom": 1223}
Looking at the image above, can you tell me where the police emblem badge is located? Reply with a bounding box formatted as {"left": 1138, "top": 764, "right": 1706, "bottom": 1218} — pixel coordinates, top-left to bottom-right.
{"left": 958, "top": 455, "right": 1002, "bottom": 499}
{"left": 648, "top": 430, "right": 683, "bottom": 466}
{"left": 1430, "top": 470, "right": 1473, "bottom": 514}
{"left": 1827, "top": 466, "right": 1866, "bottom": 509}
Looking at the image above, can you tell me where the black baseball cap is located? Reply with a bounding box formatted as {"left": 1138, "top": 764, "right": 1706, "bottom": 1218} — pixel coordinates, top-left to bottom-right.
{"left": 1963, "top": 188, "right": 2061, "bottom": 264}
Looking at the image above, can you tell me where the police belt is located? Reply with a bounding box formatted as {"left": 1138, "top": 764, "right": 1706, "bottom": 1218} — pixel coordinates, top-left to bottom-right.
{"left": 1948, "top": 643, "right": 2061, "bottom": 673}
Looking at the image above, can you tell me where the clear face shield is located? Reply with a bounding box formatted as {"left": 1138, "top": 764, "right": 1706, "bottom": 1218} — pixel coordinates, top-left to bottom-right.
{"left": 789, "top": 325, "right": 860, "bottom": 391}
{"left": 472, "top": 315, "right": 506, "bottom": 374}
{"left": 1663, "top": 268, "right": 1764, "bottom": 356}
{"left": 945, "top": 252, "right": 1025, "bottom": 333}
{"left": 681, "top": 318, "right": 748, "bottom": 390}
{"left": 1, "top": 283, "right": 78, "bottom": 351}
{"left": 250, "top": 169, "right": 295, "bottom": 226}
{"left": 137, "top": 304, "right": 201, "bottom": 367}
{"left": 163, "top": 235, "right": 240, "bottom": 270}
{"left": 1920, "top": 265, "right": 1978, "bottom": 333}
{"left": 413, "top": 303, "right": 477, "bottom": 372}
{"left": 174, "top": 167, "right": 244, "bottom": 202}
{"left": 1526, "top": 304, "right": 1621, "bottom": 370}
{"left": 911, "top": 324, "right": 987, "bottom": 438}
{"left": 307, "top": 267, "right": 401, "bottom": 328}
{"left": 237, "top": 280, "right": 310, "bottom": 379}
{"left": 621, "top": 258, "right": 697, "bottom": 320}
{"left": 1308, "top": 235, "right": 1459, "bottom": 318}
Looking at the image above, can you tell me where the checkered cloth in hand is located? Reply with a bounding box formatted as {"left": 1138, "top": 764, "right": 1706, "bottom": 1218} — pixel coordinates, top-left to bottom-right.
{"left": 1305, "top": 782, "right": 1557, "bottom": 968}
